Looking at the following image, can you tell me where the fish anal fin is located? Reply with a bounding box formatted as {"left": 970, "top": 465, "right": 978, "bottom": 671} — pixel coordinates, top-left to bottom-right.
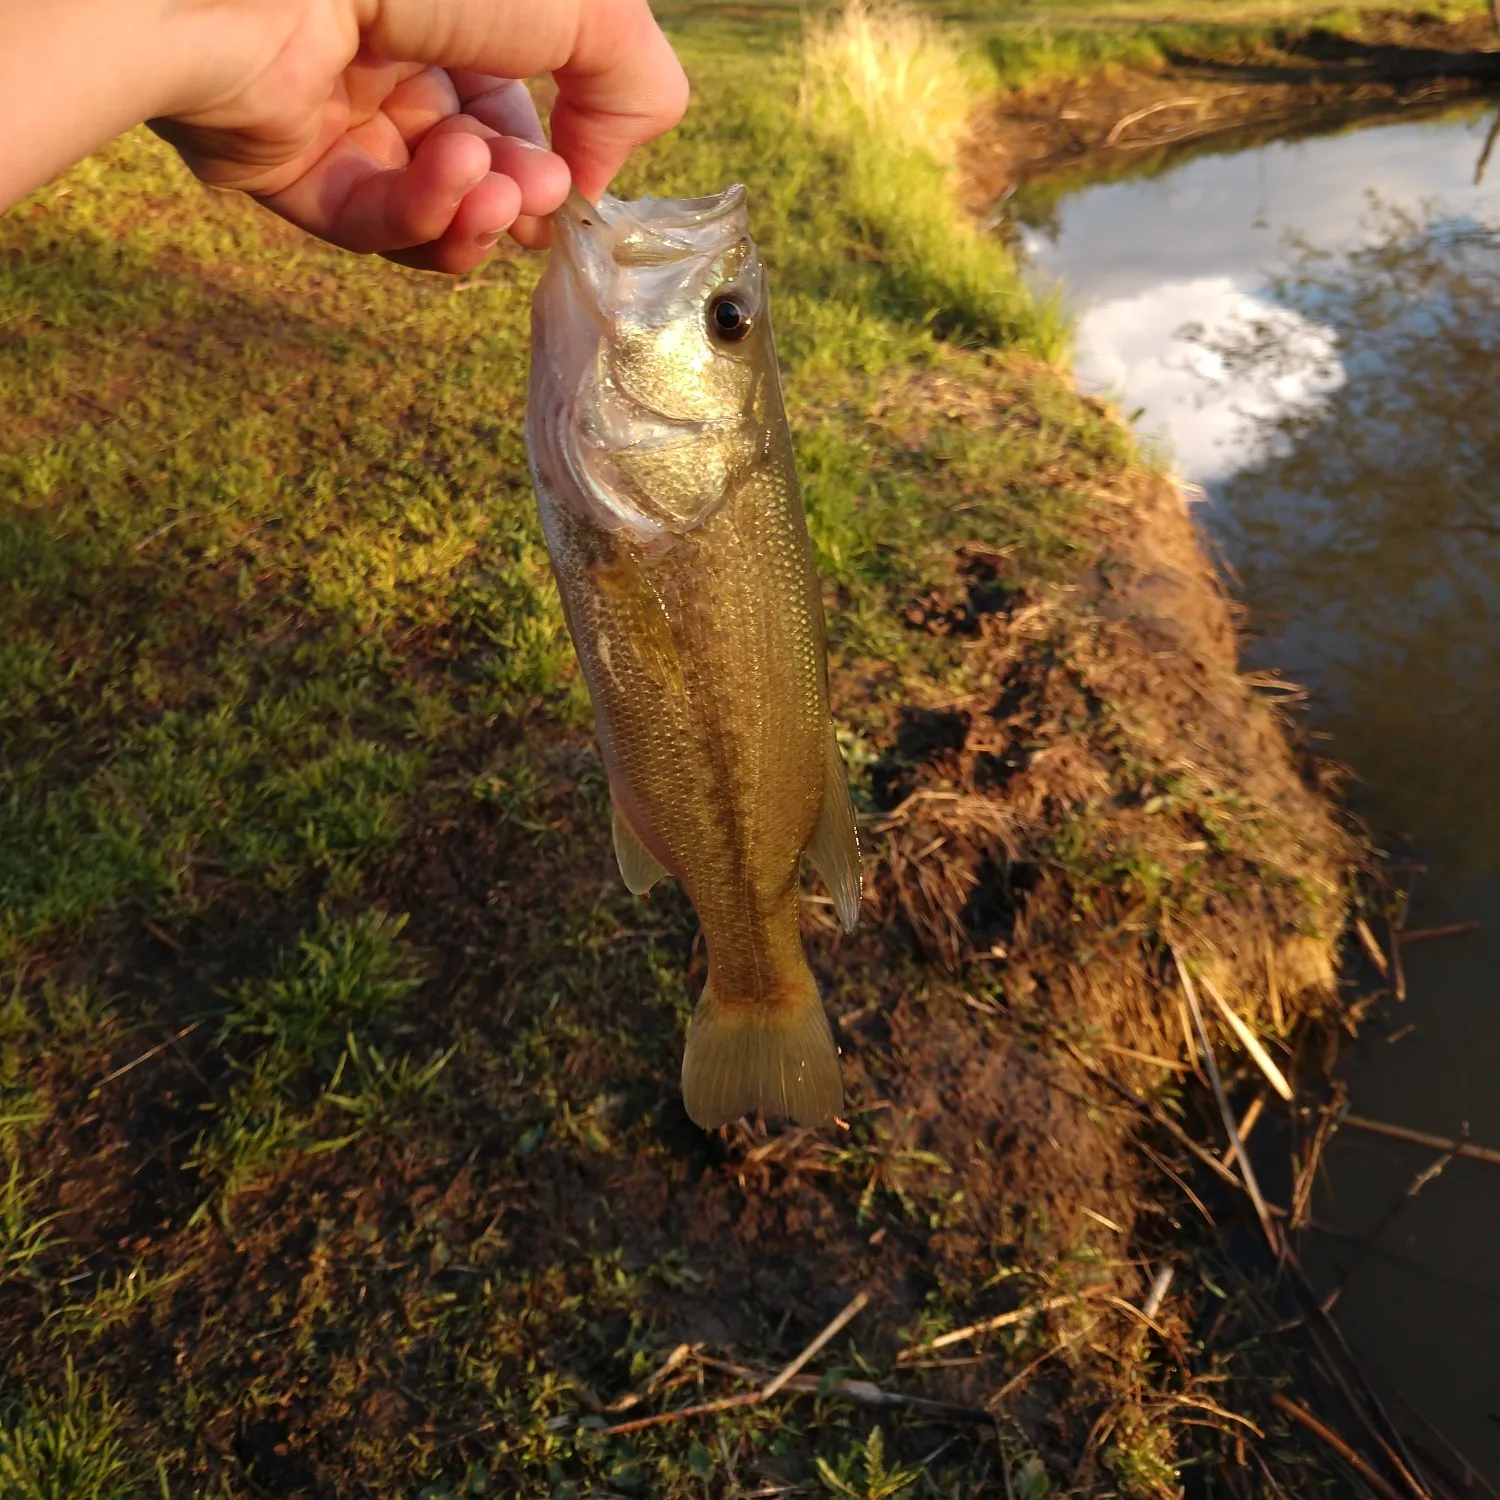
{"left": 681, "top": 968, "right": 843, "bottom": 1129}
{"left": 612, "top": 801, "right": 668, "bottom": 895}
{"left": 807, "top": 727, "right": 862, "bottom": 932}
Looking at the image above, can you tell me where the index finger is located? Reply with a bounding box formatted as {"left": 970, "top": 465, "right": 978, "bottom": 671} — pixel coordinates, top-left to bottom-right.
{"left": 369, "top": 0, "right": 688, "bottom": 196}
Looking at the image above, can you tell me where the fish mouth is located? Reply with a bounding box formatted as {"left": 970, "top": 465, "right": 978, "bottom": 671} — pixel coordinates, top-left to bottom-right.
{"left": 547, "top": 183, "right": 757, "bottom": 423}
{"left": 550, "top": 185, "right": 750, "bottom": 298}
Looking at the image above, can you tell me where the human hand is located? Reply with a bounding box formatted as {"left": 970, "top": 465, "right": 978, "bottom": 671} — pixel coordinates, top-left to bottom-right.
{"left": 148, "top": 0, "right": 688, "bottom": 271}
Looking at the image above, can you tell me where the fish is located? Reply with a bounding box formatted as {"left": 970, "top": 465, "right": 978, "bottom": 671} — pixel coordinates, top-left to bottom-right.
{"left": 525, "top": 185, "right": 861, "bottom": 1129}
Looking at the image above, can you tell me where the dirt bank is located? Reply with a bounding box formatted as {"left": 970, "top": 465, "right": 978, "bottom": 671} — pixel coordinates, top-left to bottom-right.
{"left": 963, "top": 13, "right": 1500, "bottom": 203}
{"left": 363, "top": 355, "right": 1370, "bottom": 1490}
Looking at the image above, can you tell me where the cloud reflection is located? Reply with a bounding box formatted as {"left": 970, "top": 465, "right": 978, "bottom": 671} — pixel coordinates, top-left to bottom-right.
{"left": 1021, "top": 107, "right": 1500, "bottom": 485}
{"left": 1069, "top": 275, "right": 1342, "bottom": 482}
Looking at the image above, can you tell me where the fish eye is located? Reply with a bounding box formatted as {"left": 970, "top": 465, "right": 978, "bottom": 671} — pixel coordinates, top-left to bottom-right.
{"left": 709, "top": 295, "right": 754, "bottom": 343}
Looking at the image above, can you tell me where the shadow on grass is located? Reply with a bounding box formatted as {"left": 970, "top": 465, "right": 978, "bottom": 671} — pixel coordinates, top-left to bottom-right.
{"left": 1164, "top": 27, "right": 1500, "bottom": 83}
{"left": 3, "top": 541, "right": 1113, "bottom": 1493}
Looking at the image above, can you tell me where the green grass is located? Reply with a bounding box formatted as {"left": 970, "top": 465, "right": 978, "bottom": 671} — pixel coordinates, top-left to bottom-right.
{"left": 0, "top": 2, "right": 1369, "bottom": 1494}
{"left": 0, "top": 38, "right": 1100, "bottom": 963}
{"left": 0, "top": 38, "right": 1123, "bottom": 1489}
{"left": 0, "top": 1368, "right": 147, "bottom": 1500}
{"left": 994, "top": 1, "right": 1494, "bottom": 92}
{"left": 660, "top": 0, "right": 1495, "bottom": 92}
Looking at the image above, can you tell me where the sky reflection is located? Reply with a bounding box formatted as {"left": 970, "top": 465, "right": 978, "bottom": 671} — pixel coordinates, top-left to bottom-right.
{"left": 1014, "top": 106, "right": 1500, "bottom": 883}
{"left": 1019, "top": 107, "right": 1500, "bottom": 483}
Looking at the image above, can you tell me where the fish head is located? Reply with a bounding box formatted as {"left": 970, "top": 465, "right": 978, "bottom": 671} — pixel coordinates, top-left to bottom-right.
{"left": 530, "top": 185, "right": 773, "bottom": 541}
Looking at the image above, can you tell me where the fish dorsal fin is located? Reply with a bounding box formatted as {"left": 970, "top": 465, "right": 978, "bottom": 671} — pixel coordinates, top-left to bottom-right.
{"left": 612, "top": 802, "right": 668, "bottom": 895}
{"left": 807, "top": 726, "right": 861, "bottom": 932}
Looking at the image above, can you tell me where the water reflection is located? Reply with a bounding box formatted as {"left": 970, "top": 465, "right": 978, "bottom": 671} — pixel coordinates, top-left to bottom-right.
{"left": 1195, "top": 206, "right": 1500, "bottom": 887}
{"left": 1014, "top": 103, "right": 1500, "bottom": 1478}
{"left": 1066, "top": 276, "right": 1341, "bottom": 481}
{"left": 1019, "top": 104, "right": 1500, "bottom": 482}
{"left": 1019, "top": 108, "right": 1500, "bottom": 888}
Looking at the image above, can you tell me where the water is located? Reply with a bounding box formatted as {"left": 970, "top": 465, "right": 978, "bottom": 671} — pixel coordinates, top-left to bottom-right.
{"left": 1014, "top": 105, "right": 1500, "bottom": 1475}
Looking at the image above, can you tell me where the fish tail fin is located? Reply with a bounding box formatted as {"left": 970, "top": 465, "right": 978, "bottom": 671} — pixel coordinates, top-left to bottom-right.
{"left": 681, "top": 967, "right": 843, "bottom": 1130}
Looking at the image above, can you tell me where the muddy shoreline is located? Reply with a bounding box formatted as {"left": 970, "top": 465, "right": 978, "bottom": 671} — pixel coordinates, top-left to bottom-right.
{"left": 962, "top": 17, "right": 1500, "bottom": 204}
{"left": 983, "top": 79, "right": 1500, "bottom": 1485}
{"left": 942, "top": 24, "right": 1500, "bottom": 1488}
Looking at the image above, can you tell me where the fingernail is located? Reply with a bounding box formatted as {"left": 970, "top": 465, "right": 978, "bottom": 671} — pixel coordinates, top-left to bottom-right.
{"left": 476, "top": 229, "right": 503, "bottom": 249}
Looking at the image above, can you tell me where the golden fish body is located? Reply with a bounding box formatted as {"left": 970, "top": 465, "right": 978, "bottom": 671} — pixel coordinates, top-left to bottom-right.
{"left": 526, "top": 186, "right": 860, "bottom": 1128}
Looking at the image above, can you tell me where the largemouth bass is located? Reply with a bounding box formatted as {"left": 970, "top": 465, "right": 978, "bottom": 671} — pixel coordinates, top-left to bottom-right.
{"left": 525, "top": 185, "right": 861, "bottom": 1129}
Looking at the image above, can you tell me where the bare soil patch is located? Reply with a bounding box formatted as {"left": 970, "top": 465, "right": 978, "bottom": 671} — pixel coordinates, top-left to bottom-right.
{"left": 963, "top": 15, "right": 1500, "bottom": 202}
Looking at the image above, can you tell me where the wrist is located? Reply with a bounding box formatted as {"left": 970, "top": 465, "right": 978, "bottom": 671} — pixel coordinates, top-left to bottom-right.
{"left": 150, "top": 0, "right": 272, "bottom": 119}
{"left": 0, "top": 0, "right": 200, "bottom": 208}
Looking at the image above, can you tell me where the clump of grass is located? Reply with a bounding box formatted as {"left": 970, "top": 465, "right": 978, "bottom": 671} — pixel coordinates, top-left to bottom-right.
{"left": 802, "top": 0, "right": 980, "bottom": 167}
{"left": 0, "top": 1148, "right": 58, "bottom": 1286}
{"left": 798, "top": 0, "right": 1067, "bottom": 355}
{"left": 218, "top": 906, "right": 421, "bottom": 1056}
{"left": 0, "top": 1367, "right": 145, "bottom": 1500}
{"left": 189, "top": 908, "right": 430, "bottom": 1214}
{"left": 815, "top": 1424, "right": 921, "bottom": 1498}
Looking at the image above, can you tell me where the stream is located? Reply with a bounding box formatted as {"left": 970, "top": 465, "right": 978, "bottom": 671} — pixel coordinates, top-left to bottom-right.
{"left": 1012, "top": 102, "right": 1500, "bottom": 1477}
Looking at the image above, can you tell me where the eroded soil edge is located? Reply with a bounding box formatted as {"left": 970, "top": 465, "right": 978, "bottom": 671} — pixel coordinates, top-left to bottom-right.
{"left": 964, "top": 13, "right": 1500, "bottom": 202}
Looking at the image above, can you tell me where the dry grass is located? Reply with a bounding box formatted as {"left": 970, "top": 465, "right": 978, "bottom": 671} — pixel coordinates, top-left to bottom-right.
{"left": 797, "top": 0, "right": 1069, "bottom": 352}
{"left": 801, "top": 0, "right": 981, "bottom": 167}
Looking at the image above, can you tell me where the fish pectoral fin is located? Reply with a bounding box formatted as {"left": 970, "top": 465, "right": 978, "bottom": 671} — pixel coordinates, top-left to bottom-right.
{"left": 612, "top": 801, "right": 669, "bottom": 895}
{"left": 807, "top": 726, "right": 862, "bottom": 932}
